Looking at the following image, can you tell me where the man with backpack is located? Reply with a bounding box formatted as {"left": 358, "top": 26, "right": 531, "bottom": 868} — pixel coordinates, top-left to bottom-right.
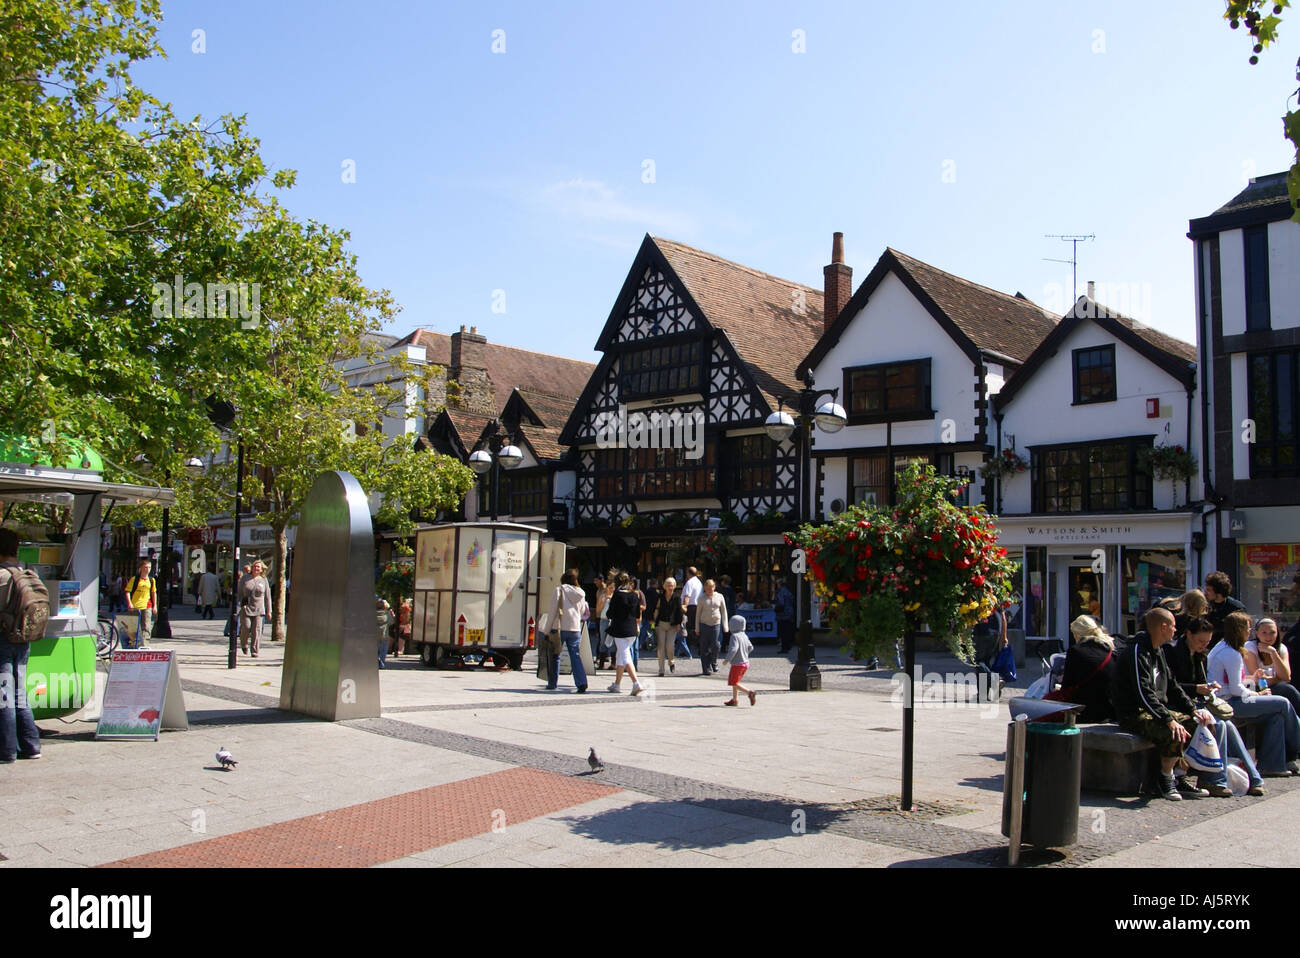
{"left": 124, "top": 558, "right": 157, "bottom": 649}
{"left": 0, "top": 528, "right": 45, "bottom": 762}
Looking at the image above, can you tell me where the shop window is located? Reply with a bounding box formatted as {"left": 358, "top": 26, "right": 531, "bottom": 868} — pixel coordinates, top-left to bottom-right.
{"left": 742, "top": 545, "right": 785, "bottom": 608}
{"left": 1121, "top": 548, "right": 1187, "bottom": 637}
{"left": 844, "top": 359, "right": 933, "bottom": 424}
{"left": 1072, "top": 345, "right": 1116, "bottom": 404}
{"left": 1238, "top": 544, "right": 1300, "bottom": 639}
{"left": 1032, "top": 438, "right": 1153, "bottom": 513}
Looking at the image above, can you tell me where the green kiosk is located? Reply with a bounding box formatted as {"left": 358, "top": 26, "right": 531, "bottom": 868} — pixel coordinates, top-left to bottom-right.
{"left": 0, "top": 435, "right": 174, "bottom": 719}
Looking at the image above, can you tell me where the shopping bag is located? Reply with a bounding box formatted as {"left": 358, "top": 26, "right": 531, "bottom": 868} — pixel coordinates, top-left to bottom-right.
{"left": 991, "top": 644, "right": 1017, "bottom": 683}
{"left": 1184, "top": 722, "right": 1223, "bottom": 774}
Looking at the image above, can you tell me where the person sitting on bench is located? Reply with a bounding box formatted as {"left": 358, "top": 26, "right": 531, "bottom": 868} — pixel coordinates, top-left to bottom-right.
{"left": 1111, "top": 607, "right": 1234, "bottom": 801}
{"left": 1058, "top": 615, "right": 1123, "bottom": 723}
{"left": 1166, "top": 616, "right": 1266, "bottom": 796}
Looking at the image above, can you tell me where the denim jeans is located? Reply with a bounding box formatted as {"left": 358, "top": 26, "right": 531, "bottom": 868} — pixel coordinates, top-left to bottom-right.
{"left": 1218, "top": 718, "right": 1263, "bottom": 787}
{"left": 1226, "top": 694, "right": 1300, "bottom": 772}
{"left": 549, "top": 630, "right": 588, "bottom": 690}
{"left": 699, "top": 623, "right": 721, "bottom": 674}
{"left": 0, "top": 642, "right": 40, "bottom": 761}
{"left": 378, "top": 638, "right": 388, "bottom": 669}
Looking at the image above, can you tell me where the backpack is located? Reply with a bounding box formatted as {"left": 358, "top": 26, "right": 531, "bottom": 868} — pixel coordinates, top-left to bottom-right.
{"left": 1, "top": 567, "right": 50, "bottom": 644}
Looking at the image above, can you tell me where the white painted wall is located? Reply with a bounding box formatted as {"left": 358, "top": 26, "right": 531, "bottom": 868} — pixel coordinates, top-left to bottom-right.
{"left": 1269, "top": 218, "right": 1300, "bottom": 330}
{"left": 1231, "top": 352, "right": 1251, "bottom": 481}
{"left": 998, "top": 317, "right": 1198, "bottom": 513}
{"left": 1219, "top": 229, "right": 1247, "bottom": 336}
{"left": 809, "top": 271, "right": 981, "bottom": 451}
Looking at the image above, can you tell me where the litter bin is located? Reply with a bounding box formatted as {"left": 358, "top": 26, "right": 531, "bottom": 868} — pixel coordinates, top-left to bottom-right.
{"left": 1002, "top": 706, "right": 1083, "bottom": 848}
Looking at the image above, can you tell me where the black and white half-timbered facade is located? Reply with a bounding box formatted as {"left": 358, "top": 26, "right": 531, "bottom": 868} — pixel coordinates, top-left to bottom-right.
{"left": 1190, "top": 173, "right": 1300, "bottom": 636}
{"left": 558, "top": 234, "right": 824, "bottom": 605}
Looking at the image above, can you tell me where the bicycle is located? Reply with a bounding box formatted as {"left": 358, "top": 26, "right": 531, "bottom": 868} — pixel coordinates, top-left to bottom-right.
{"left": 96, "top": 613, "right": 122, "bottom": 660}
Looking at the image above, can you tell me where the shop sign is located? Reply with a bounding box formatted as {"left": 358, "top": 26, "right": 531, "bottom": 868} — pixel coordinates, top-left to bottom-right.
{"left": 1244, "top": 545, "right": 1290, "bottom": 566}
{"left": 1228, "top": 512, "right": 1247, "bottom": 538}
{"left": 1021, "top": 524, "right": 1135, "bottom": 543}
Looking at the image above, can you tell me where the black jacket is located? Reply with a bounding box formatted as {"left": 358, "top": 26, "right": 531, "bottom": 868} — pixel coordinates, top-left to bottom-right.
{"left": 1207, "top": 595, "right": 1246, "bottom": 642}
{"left": 651, "top": 592, "right": 683, "bottom": 627}
{"left": 1111, "top": 631, "right": 1199, "bottom": 723}
{"left": 1060, "top": 639, "right": 1122, "bottom": 723}
{"left": 1163, "top": 638, "right": 1207, "bottom": 701}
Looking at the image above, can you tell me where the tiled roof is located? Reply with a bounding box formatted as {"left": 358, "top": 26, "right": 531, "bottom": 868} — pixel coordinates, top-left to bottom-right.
{"left": 886, "top": 249, "right": 1058, "bottom": 363}
{"left": 395, "top": 329, "right": 595, "bottom": 402}
{"left": 652, "top": 237, "right": 826, "bottom": 407}
{"left": 510, "top": 389, "right": 574, "bottom": 461}
{"left": 1209, "top": 173, "right": 1290, "bottom": 216}
{"left": 1068, "top": 297, "right": 1197, "bottom": 364}
{"left": 443, "top": 408, "right": 493, "bottom": 448}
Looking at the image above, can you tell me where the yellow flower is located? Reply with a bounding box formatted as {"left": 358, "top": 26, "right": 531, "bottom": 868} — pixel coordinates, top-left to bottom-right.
{"left": 894, "top": 549, "right": 903, "bottom": 555}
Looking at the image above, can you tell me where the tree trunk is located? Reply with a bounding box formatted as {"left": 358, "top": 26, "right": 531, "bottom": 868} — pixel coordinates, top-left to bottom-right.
{"left": 271, "top": 522, "right": 288, "bottom": 642}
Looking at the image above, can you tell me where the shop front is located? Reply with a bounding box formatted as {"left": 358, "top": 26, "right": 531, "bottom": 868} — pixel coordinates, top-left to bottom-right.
{"left": 1227, "top": 507, "right": 1300, "bottom": 637}
{"left": 996, "top": 513, "right": 1196, "bottom": 645}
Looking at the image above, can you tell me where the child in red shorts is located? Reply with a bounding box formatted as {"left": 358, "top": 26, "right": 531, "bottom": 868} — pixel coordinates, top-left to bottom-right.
{"left": 723, "top": 614, "right": 755, "bottom": 706}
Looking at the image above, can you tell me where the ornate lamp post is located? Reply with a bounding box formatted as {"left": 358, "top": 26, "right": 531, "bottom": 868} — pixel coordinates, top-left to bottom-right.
{"left": 468, "top": 420, "right": 523, "bottom": 522}
{"left": 765, "top": 369, "right": 847, "bottom": 691}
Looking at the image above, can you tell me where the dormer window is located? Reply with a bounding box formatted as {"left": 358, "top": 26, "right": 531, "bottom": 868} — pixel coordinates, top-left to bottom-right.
{"left": 1072, "top": 345, "right": 1116, "bottom": 404}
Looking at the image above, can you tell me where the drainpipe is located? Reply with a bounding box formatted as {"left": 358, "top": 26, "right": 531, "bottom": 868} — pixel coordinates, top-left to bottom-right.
{"left": 994, "top": 411, "right": 1003, "bottom": 513}
{"left": 1196, "top": 241, "right": 1222, "bottom": 582}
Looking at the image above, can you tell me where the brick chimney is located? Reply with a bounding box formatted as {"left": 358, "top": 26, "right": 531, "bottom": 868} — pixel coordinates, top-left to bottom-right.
{"left": 823, "top": 232, "right": 852, "bottom": 330}
{"left": 449, "top": 325, "right": 494, "bottom": 413}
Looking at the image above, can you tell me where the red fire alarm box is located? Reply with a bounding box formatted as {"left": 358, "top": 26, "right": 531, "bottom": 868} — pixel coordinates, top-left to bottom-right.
{"left": 1146, "top": 398, "right": 1159, "bottom": 418}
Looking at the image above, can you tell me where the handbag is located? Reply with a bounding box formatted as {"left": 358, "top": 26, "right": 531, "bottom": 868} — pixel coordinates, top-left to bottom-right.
{"left": 991, "top": 643, "right": 1017, "bottom": 683}
{"left": 1204, "top": 695, "right": 1234, "bottom": 720}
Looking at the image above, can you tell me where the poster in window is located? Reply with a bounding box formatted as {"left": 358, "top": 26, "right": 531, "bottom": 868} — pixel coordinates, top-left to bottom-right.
{"left": 490, "top": 532, "right": 528, "bottom": 647}
{"left": 458, "top": 529, "right": 490, "bottom": 593}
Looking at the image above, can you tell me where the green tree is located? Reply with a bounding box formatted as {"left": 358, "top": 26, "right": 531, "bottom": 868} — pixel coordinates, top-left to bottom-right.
{"left": 1225, "top": 0, "right": 1300, "bottom": 216}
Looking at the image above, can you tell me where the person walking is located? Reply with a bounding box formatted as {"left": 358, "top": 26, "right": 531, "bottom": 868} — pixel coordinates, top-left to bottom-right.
{"left": 0, "top": 529, "right": 41, "bottom": 762}
{"left": 238, "top": 560, "right": 270, "bottom": 657}
{"left": 198, "top": 568, "right": 220, "bottom": 620}
{"left": 123, "top": 559, "right": 157, "bottom": 649}
{"left": 604, "top": 573, "right": 645, "bottom": 696}
{"left": 546, "top": 569, "right": 590, "bottom": 693}
{"left": 722, "top": 614, "right": 756, "bottom": 707}
{"left": 392, "top": 597, "right": 412, "bottom": 657}
{"left": 592, "top": 575, "right": 610, "bottom": 670}
{"left": 696, "top": 578, "right": 729, "bottom": 675}
{"left": 681, "top": 566, "right": 703, "bottom": 656}
{"left": 651, "top": 576, "right": 684, "bottom": 676}
{"left": 376, "top": 598, "right": 393, "bottom": 669}
{"left": 774, "top": 579, "right": 795, "bottom": 654}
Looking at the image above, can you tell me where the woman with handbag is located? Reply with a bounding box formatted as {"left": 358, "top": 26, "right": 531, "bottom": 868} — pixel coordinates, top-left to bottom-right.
{"left": 546, "top": 569, "right": 589, "bottom": 693}
{"left": 1052, "top": 615, "right": 1120, "bottom": 722}
{"left": 604, "top": 573, "right": 645, "bottom": 696}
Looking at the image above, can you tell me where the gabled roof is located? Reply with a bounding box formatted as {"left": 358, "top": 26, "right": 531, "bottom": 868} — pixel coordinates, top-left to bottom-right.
{"left": 581, "top": 235, "right": 826, "bottom": 418}
{"left": 1188, "top": 172, "right": 1296, "bottom": 237}
{"left": 993, "top": 295, "right": 1196, "bottom": 412}
{"left": 394, "top": 328, "right": 595, "bottom": 401}
{"left": 801, "top": 248, "right": 1059, "bottom": 375}
{"left": 500, "top": 388, "right": 573, "bottom": 462}
{"left": 652, "top": 237, "right": 826, "bottom": 408}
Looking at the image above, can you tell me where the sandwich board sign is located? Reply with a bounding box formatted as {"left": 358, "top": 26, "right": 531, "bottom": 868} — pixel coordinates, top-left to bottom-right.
{"left": 96, "top": 649, "right": 189, "bottom": 739}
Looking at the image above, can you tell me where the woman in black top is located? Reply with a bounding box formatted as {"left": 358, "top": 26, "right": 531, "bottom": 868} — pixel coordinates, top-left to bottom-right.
{"left": 605, "top": 573, "right": 645, "bottom": 696}
{"left": 1058, "top": 615, "right": 1121, "bottom": 723}
{"left": 651, "top": 577, "right": 684, "bottom": 677}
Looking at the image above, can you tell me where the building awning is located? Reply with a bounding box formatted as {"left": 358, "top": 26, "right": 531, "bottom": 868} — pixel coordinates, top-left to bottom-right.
{"left": 0, "top": 465, "right": 175, "bottom": 508}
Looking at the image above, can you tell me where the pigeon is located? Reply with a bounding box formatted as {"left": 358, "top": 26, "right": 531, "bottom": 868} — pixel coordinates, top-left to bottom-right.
{"left": 216, "top": 746, "right": 237, "bottom": 770}
{"left": 587, "top": 747, "right": 603, "bottom": 772}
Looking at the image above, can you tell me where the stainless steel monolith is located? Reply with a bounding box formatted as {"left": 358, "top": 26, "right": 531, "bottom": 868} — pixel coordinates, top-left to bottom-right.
{"left": 279, "top": 471, "right": 381, "bottom": 720}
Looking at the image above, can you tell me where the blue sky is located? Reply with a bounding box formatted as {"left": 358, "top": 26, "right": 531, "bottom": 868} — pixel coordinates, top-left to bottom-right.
{"left": 137, "top": 0, "right": 1298, "bottom": 363}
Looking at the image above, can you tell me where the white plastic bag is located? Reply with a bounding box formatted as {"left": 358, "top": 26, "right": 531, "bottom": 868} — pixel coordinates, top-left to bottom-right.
{"left": 1185, "top": 722, "right": 1224, "bottom": 773}
{"left": 1225, "top": 761, "right": 1250, "bottom": 796}
{"left": 1023, "top": 674, "right": 1051, "bottom": 700}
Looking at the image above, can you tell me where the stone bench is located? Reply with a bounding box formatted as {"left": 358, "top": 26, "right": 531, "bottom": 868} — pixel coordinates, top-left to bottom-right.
{"left": 1081, "top": 717, "right": 1262, "bottom": 794}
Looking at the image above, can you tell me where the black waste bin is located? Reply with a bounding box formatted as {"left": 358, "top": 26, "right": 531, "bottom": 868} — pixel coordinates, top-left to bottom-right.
{"left": 1002, "top": 720, "right": 1082, "bottom": 848}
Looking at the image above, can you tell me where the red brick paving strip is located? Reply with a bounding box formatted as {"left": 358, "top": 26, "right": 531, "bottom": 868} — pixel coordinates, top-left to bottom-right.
{"left": 99, "top": 767, "right": 621, "bottom": 868}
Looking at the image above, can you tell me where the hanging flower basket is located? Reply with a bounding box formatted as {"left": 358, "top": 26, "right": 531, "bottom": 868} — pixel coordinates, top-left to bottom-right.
{"left": 789, "top": 462, "right": 1018, "bottom": 664}
{"left": 980, "top": 447, "right": 1028, "bottom": 480}
{"left": 1139, "top": 443, "right": 1197, "bottom": 483}
{"left": 668, "top": 530, "right": 739, "bottom": 571}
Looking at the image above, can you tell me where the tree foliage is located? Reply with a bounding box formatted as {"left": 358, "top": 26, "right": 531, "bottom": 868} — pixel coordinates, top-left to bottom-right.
{"left": 1225, "top": 0, "right": 1300, "bottom": 217}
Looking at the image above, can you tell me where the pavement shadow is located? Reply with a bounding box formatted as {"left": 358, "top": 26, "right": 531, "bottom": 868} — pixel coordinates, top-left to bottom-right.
{"left": 554, "top": 798, "right": 795, "bottom": 851}
{"left": 188, "top": 708, "right": 315, "bottom": 727}
{"left": 956, "top": 774, "right": 1007, "bottom": 794}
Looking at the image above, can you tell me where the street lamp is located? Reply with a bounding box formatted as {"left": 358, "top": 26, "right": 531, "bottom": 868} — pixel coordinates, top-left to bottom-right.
{"left": 206, "top": 396, "right": 244, "bottom": 670}
{"left": 131, "top": 455, "right": 203, "bottom": 639}
{"left": 468, "top": 420, "right": 522, "bottom": 522}
{"left": 765, "top": 368, "right": 846, "bottom": 691}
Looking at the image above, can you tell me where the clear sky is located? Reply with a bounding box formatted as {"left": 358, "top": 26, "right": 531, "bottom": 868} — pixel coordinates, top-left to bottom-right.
{"left": 136, "top": 0, "right": 1298, "bottom": 364}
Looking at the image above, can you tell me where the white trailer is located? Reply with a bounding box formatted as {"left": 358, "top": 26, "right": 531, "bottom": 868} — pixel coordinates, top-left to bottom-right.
{"left": 409, "top": 522, "right": 565, "bottom": 671}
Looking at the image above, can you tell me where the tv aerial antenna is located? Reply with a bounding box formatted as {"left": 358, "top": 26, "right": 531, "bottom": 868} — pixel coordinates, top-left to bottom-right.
{"left": 1043, "top": 234, "right": 1094, "bottom": 302}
